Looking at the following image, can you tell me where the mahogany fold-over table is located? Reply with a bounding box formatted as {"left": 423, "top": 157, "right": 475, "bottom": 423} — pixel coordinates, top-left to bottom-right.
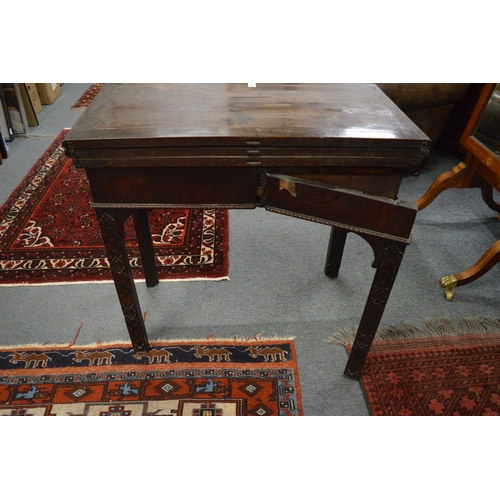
{"left": 63, "top": 83, "right": 430, "bottom": 379}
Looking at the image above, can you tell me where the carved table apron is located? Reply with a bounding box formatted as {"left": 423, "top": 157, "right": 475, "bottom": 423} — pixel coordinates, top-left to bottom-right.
{"left": 63, "top": 83, "right": 430, "bottom": 379}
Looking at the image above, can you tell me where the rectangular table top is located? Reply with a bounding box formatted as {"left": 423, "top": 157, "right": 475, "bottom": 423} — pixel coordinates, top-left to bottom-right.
{"left": 64, "top": 83, "right": 429, "bottom": 152}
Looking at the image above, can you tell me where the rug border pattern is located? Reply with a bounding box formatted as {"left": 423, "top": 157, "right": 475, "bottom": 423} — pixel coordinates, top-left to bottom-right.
{"left": 0, "top": 338, "right": 302, "bottom": 416}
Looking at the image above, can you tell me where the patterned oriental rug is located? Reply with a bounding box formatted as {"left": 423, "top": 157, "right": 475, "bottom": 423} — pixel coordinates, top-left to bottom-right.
{"left": 0, "top": 129, "right": 229, "bottom": 285}
{"left": 0, "top": 338, "right": 302, "bottom": 416}
{"left": 329, "top": 316, "right": 500, "bottom": 416}
{"left": 71, "top": 83, "right": 104, "bottom": 109}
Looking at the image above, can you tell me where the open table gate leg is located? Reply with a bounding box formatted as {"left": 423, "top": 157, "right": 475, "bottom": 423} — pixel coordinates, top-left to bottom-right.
{"left": 264, "top": 174, "right": 417, "bottom": 380}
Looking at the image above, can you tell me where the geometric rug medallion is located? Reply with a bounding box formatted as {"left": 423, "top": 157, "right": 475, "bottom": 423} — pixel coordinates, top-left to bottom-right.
{"left": 0, "top": 338, "right": 302, "bottom": 416}
{"left": 0, "top": 129, "right": 229, "bottom": 285}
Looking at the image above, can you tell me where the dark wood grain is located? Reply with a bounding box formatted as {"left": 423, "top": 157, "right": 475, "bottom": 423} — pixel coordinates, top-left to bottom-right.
{"left": 65, "top": 83, "right": 428, "bottom": 148}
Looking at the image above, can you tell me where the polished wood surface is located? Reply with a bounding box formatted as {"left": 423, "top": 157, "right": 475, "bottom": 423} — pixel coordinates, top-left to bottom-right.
{"left": 66, "top": 83, "right": 428, "bottom": 147}
{"left": 64, "top": 83, "right": 431, "bottom": 379}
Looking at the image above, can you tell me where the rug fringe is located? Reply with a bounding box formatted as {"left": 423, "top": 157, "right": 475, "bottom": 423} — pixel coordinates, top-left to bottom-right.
{"left": 0, "top": 276, "right": 230, "bottom": 287}
{"left": 0, "top": 334, "right": 296, "bottom": 350}
{"left": 327, "top": 315, "right": 500, "bottom": 344}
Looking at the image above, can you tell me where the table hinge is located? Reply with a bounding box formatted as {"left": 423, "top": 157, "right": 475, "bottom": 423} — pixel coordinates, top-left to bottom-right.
{"left": 256, "top": 173, "right": 267, "bottom": 206}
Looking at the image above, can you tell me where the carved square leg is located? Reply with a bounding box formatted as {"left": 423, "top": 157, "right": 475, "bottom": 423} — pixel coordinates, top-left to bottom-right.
{"left": 96, "top": 208, "right": 150, "bottom": 353}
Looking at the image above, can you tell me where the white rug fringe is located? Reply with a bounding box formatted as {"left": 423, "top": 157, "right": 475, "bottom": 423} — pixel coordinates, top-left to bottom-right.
{"left": 327, "top": 315, "right": 500, "bottom": 345}
{"left": 0, "top": 276, "right": 230, "bottom": 287}
{"left": 0, "top": 334, "right": 295, "bottom": 351}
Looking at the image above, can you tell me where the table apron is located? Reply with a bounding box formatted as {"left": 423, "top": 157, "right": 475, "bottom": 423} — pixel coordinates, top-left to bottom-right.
{"left": 76, "top": 156, "right": 418, "bottom": 169}
{"left": 85, "top": 166, "right": 261, "bottom": 206}
{"left": 84, "top": 166, "right": 404, "bottom": 206}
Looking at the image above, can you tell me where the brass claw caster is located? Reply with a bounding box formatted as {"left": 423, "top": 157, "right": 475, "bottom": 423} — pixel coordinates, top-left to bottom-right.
{"left": 440, "top": 274, "right": 457, "bottom": 300}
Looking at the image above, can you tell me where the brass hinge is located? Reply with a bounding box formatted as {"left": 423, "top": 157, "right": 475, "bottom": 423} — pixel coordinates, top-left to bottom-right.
{"left": 256, "top": 173, "right": 267, "bottom": 206}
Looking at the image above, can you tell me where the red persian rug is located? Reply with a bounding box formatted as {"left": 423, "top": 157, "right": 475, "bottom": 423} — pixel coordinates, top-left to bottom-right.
{"left": 0, "top": 337, "right": 302, "bottom": 416}
{"left": 330, "top": 316, "right": 500, "bottom": 416}
{"left": 0, "top": 129, "right": 229, "bottom": 285}
{"left": 71, "top": 83, "right": 104, "bottom": 109}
